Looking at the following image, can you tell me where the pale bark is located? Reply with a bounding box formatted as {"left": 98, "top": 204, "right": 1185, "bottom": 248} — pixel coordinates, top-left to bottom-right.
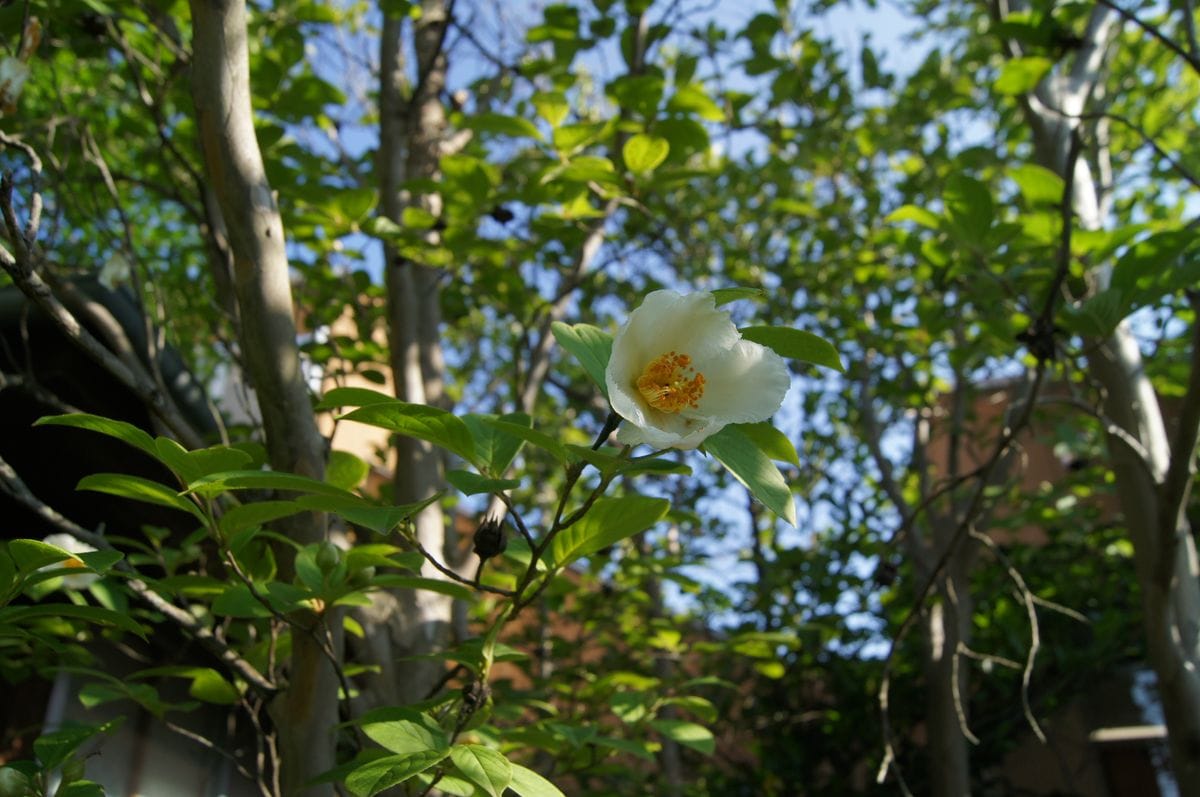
{"left": 1013, "top": 4, "right": 1200, "bottom": 791}
{"left": 372, "top": 0, "right": 455, "bottom": 706}
{"left": 188, "top": 2, "right": 336, "bottom": 794}
{"left": 920, "top": 523, "right": 973, "bottom": 797}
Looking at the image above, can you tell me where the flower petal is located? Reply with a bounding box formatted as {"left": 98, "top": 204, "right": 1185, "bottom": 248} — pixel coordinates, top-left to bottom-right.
{"left": 693, "top": 340, "right": 790, "bottom": 423}
{"left": 606, "top": 290, "right": 741, "bottom": 429}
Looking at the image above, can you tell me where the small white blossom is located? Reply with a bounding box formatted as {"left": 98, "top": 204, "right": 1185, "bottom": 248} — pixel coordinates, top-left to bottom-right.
{"left": 41, "top": 533, "right": 98, "bottom": 590}
{"left": 605, "top": 290, "right": 790, "bottom": 449}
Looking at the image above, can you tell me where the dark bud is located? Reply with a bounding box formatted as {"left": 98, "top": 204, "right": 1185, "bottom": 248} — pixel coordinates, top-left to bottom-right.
{"left": 874, "top": 560, "right": 899, "bottom": 588}
{"left": 1016, "top": 318, "right": 1059, "bottom": 363}
{"left": 472, "top": 516, "right": 508, "bottom": 560}
{"left": 80, "top": 13, "right": 107, "bottom": 38}
{"left": 488, "top": 205, "right": 515, "bottom": 224}
{"left": 462, "top": 679, "right": 491, "bottom": 710}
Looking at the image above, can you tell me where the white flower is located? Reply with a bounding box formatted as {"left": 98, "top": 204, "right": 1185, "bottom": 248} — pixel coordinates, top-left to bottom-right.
{"left": 605, "top": 290, "right": 790, "bottom": 450}
{"left": 41, "top": 533, "right": 98, "bottom": 590}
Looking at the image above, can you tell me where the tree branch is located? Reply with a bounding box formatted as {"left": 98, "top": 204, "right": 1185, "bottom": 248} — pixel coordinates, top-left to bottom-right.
{"left": 0, "top": 451, "right": 277, "bottom": 696}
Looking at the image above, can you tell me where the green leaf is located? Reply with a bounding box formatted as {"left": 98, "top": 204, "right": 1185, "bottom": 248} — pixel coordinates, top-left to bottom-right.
{"left": 369, "top": 575, "right": 478, "bottom": 602}
{"left": 1010, "top": 163, "right": 1065, "bottom": 207}
{"left": 445, "top": 470, "right": 521, "bottom": 496}
{"left": 944, "top": 174, "right": 994, "bottom": 241}
{"left": 463, "top": 412, "right": 530, "bottom": 474}
{"left": 358, "top": 707, "right": 449, "bottom": 755}
{"left": 994, "top": 55, "right": 1054, "bottom": 95}
{"left": 739, "top": 326, "right": 843, "bottom": 371}
{"left": 729, "top": 422, "right": 799, "bottom": 466}
{"left": 76, "top": 549, "right": 122, "bottom": 574}
{"left": 33, "top": 720, "right": 120, "bottom": 770}
{"left": 590, "top": 735, "right": 654, "bottom": 761}
{"left": 648, "top": 719, "right": 715, "bottom": 755}
{"left": 134, "top": 666, "right": 240, "bottom": 705}
{"left": 704, "top": 426, "right": 795, "bottom": 525}
{"left": 8, "top": 539, "right": 82, "bottom": 575}
{"left": 77, "top": 473, "right": 204, "bottom": 520}
{"left": 1063, "top": 288, "right": 1128, "bottom": 337}
{"left": 449, "top": 745, "right": 512, "bottom": 797}
{"left": 559, "top": 155, "right": 617, "bottom": 184}
{"left": 0, "top": 603, "right": 146, "bottom": 638}
{"left": 550, "top": 322, "right": 613, "bottom": 397}
{"left": 480, "top": 419, "right": 567, "bottom": 463}
{"left": 623, "top": 134, "right": 670, "bottom": 173}
{"left": 327, "top": 450, "right": 370, "bottom": 491}
{"left": 153, "top": 439, "right": 253, "bottom": 485}
{"left": 34, "top": 414, "right": 157, "bottom": 460}
{"left": 315, "top": 386, "right": 398, "bottom": 411}
{"left": 886, "top": 204, "right": 940, "bottom": 230}
{"left": 218, "top": 500, "right": 307, "bottom": 537}
{"left": 710, "top": 287, "right": 767, "bottom": 306}
{"left": 345, "top": 750, "right": 449, "bottom": 797}
{"left": 532, "top": 91, "right": 569, "bottom": 127}
{"left": 340, "top": 402, "right": 479, "bottom": 467}
{"left": 467, "top": 113, "right": 543, "bottom": 141}
{"left": 667, "top": 83, "right": 724, "bottom": 121}
{"left": 508, "top": 764, "right": 566, "bottom": 797}
{"left": 187, "top": 469, "right": 357, "bottom": 500}
{"left": 662, "top": 695, "right": 718, "bottom": 724}
{"left": 294, "top": 493, "right": 440, "bottom": 535}
{"left": 1111, "top": 229, "right": 1200, "bottom": 303}
{"left": 211, "top": 584, "right": 274, "bottom": 618}
{"left": 547, "top": 496, "right": 670, "bottom": 568}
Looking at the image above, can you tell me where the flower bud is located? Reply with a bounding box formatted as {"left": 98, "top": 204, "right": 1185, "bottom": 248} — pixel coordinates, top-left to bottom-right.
{"left": 315, "top": 541, "right": 341, "bottom": 573}
{"left": 472, "top": 516, "right": 507, "bottom": 560}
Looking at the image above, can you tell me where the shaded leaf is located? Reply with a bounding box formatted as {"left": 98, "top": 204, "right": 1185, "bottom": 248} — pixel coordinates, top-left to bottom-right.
{"left": 648, "top": 719, "right": 715, "bottom": 755}
{"left": 550, "top": 322, "right": 613, "bottom": 397}
{"left": 340, "top": 402, "right": 479, "bottom": 467}
{"left": 449, "top": 744, "right": 512, "bottom": 797}
{"left": 446, "top": 470, "right": 521, "bottom": 496}
{"left": 345, "top": 750, "right": 448, "bottom": 797}
{"left": 547, "top": 496, "right": 669, "bottom": 568}
{"left": 704, "top": 426, "right": 795, "bottom": 525}
{"left": 739, "top": 327, "right": 843, "bottom": 371}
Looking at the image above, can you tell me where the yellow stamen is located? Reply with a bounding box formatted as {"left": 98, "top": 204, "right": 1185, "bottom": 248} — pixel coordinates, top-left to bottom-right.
{"left": 637, "top": 351, "right": 705, "bottom": 413}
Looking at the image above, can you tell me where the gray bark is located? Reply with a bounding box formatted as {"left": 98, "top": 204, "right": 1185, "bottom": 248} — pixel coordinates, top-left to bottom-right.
{"left": 188, "top": 2, "right": 337, "bottom": 793}
{"left": 372, "top": 0, "right": 455, "bottom": 706}
{"left": 1013, "top": 5, "right": 1200, "bottom": 792}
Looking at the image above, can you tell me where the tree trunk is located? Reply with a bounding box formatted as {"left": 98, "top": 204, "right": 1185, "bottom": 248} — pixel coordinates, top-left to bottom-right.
{"left": 188, "top": 2, "right": 337, "bottom": 793}
{"left": 1013, "top": 5, "right": 1200, "bottom": 790}
{"left": 923, "top": 528, "right": 973, "bottom": 797}
{"left": 372, "top": 0, "right": 454, "bottom": 706}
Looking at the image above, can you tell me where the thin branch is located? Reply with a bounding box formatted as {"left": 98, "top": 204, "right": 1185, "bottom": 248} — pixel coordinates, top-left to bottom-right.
{"left": 408, "top": 535, "right": 514, "bottom": 598}
{"left": 970, "top": 529, "right": 1046, "bottom": 743}
{"left": 0, "top": 173, "right": 205, "bottom": 449}
{"left": 164, "top": 719, "right": 262, "bottom": 788}
{"left": 0, "top": 452, "right": 278, "bottom": 696}
{"left": 957, "top": 643, "right": 1022, "bottom": 671}
{"left": 951, "top": 642, "right": 981, "bottom": 745}
{"left": 1094, "top": 0, "right": 1200, "bottom": 76}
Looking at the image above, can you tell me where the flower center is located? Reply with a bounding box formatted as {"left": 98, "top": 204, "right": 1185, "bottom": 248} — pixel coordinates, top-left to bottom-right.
{"left": 636, "top": 351, "right": 705, "bottom": 413}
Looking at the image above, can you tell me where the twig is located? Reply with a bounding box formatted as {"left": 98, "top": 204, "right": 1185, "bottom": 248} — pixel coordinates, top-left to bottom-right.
{"left": 1094, "top": 0, "right": 1200, "bottom": 76}
{"left": 408, "top": 535, "right": 514, "bottom": 597}
{"left": 164, "top": 719, "right": 261, "bottom": 787}
{"left": 970, "top": 529, "right": 1046, "bottom": 743}
{"left": 0, "top": 452, "right": 278, "bottom": 696}
{"left": 0, "top": 173, "right": 205, "bottom": 449}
